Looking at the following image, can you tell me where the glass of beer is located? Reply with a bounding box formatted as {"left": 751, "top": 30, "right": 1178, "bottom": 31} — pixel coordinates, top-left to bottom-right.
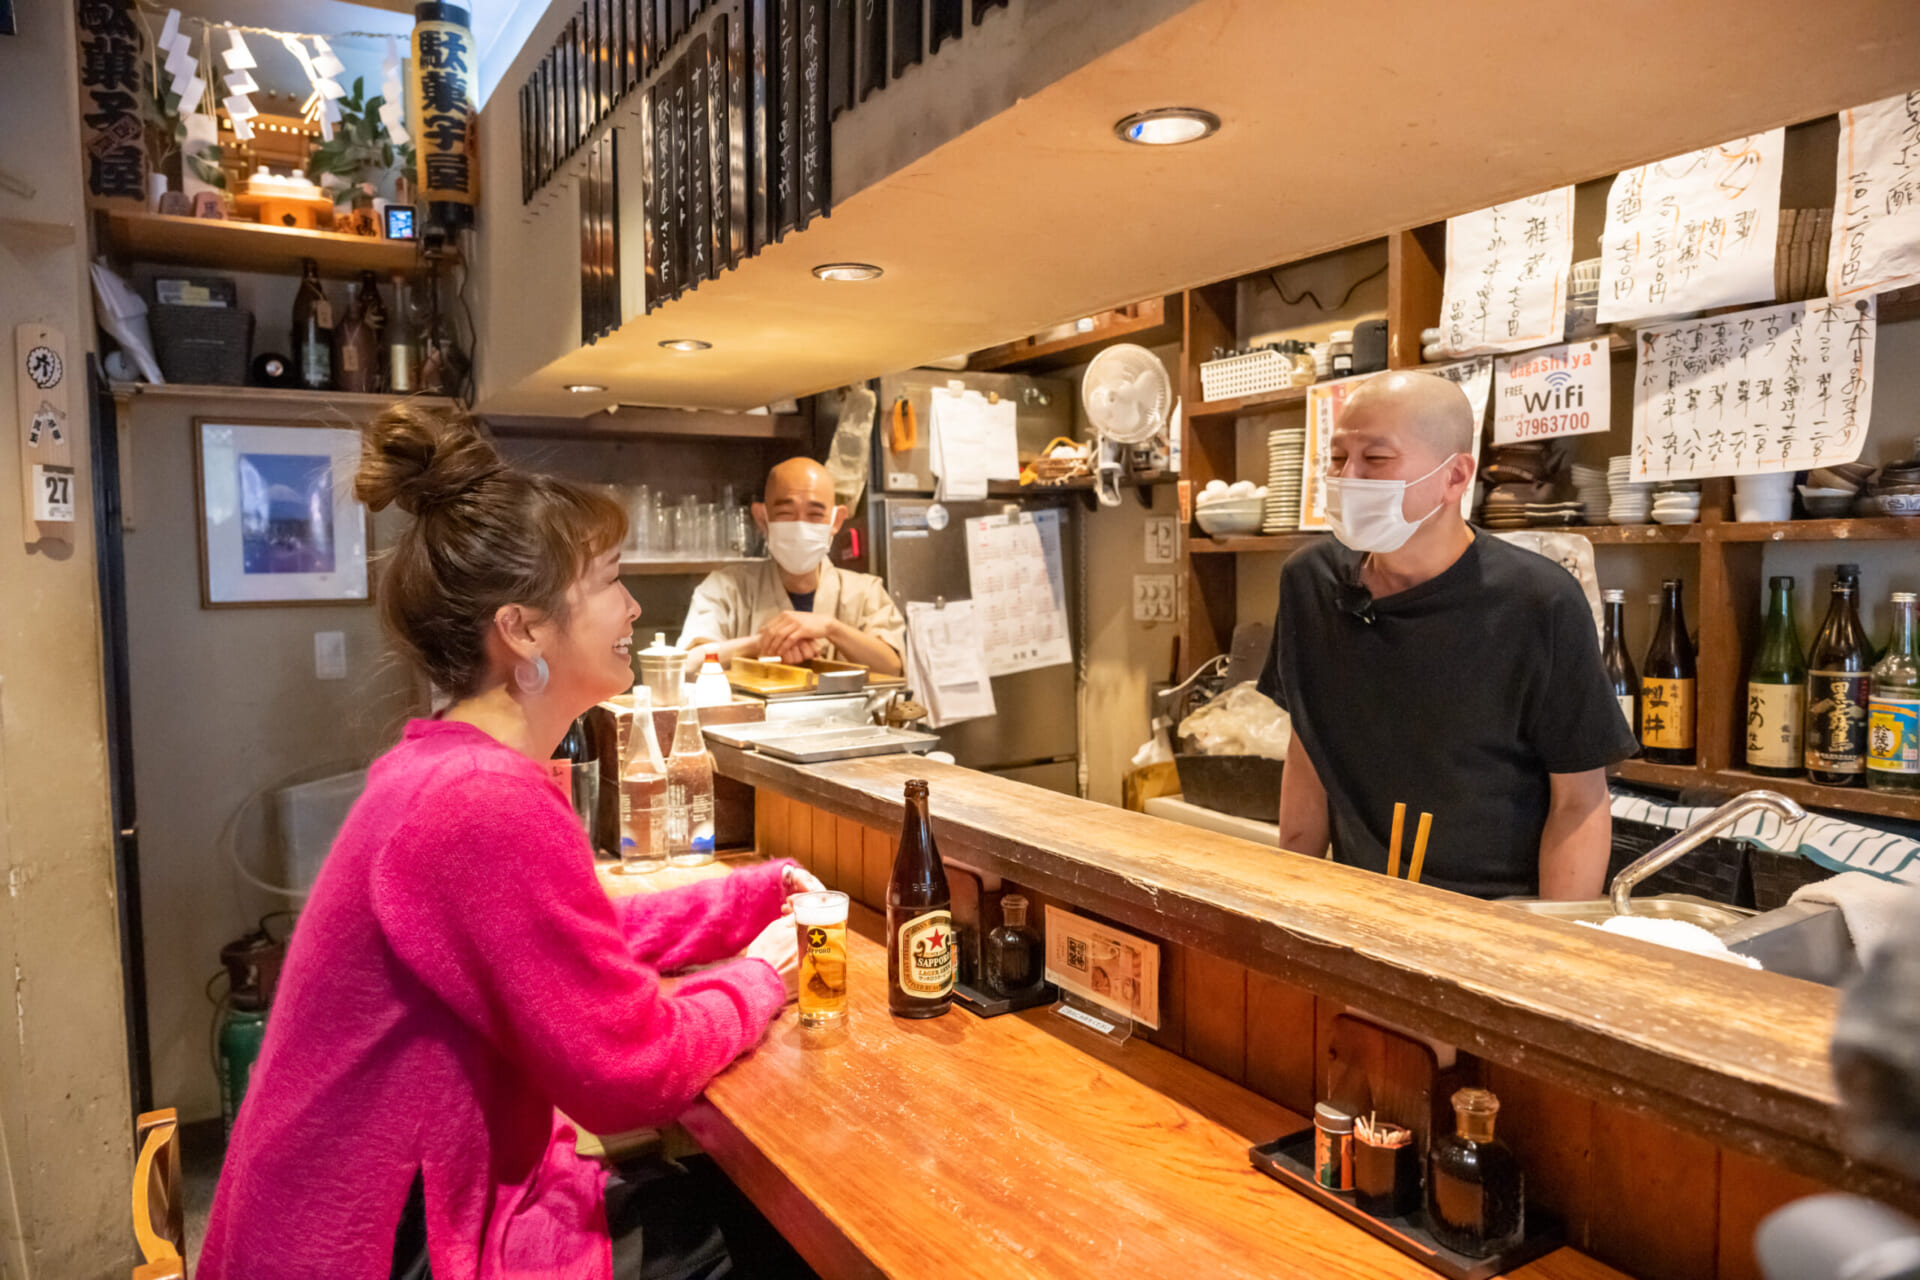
{"left": 792, "top": 890, "right": 850, "bottom": 1027}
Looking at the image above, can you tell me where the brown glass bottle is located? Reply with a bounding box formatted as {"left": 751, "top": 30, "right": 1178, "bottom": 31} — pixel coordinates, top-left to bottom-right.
{"left": 291, "top": 258, "right": 333, "bottom": 390}
{"left": 1601, "top": 589, "right": 1638, "bottom": 754}
{"left": 356, "top": 271, "right": 389, "bottom": 391}
{"left": 1427, "top": 1088, "right": 1525, "bottom": 1258}
{"left": 1807, "top": 566, "right": 1873, "bottom": 786}
{"left": 1640, "top": 579, "right": 1696, "bottom": 765}
{"left": 332, "top": 274, "right": 380, "bottom": 394}
{"left": 887, "top": 780, "right": 953, "bottom": 1018}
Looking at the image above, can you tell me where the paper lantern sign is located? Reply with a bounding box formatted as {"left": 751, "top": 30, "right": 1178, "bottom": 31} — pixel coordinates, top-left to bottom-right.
{"left": 412, "top": 1, "right": 479, "bottom": 230}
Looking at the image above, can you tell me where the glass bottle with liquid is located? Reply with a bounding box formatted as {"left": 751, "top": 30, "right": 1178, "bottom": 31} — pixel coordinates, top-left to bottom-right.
{"left": 291, "top": 257, "right": 333, "bottom": 390}
{"left": 983, "top": 894, "right": 1043, "bottom": 999}
{"left": 1807, "top": 566, "right": 1872, "bottom": 787}
{"left": 887, "top": 780, "right": 953, "bottom": 1019}
{"left": 1641, "top": 579, "right": 1696, "bottom": 765}
{"left": 1745, "top": 576, "right": 1806, "bottom": 778}
{"left": 547, "top": 715, "right": 599, "bottom": 841}
{"left": 1867, "top": 592, "right": 1920, "bottom": 794}
{"left": 1600, "top": 589, "right": 1638, "bottom": 749}
{"left": 1427, "top": 1088, "right": 1525, "bottom": 1258}
{"left": 618, "top": 692, "right": 670, "bottom": 873}
{"left": 666, "top": 704, "right": 716, "bottom": 866}
{"left": 331, "top": 275, "right": 379, "bottom": 395}
{"left": 387, "top": 273, "right": 418, "bottom": 394}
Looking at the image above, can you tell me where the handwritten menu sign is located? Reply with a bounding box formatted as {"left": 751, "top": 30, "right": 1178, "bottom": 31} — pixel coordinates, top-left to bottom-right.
{"left": 798, "top": 0, "right": 829, "bottom": 227}
{"left": 1494, "top": 340, "right": 1610, "bottom": 445}
{"left": 1629, "top": 297, "right": 1877, "bottom": 481}
{"left": 1598, "top": 131, "right": 1784, "bottom": 324}
{"left": 1439, "top": 188, "right": 1574, "bottom": 355}
{"left": 1830, "top": 90, "right": 1920, "bottom": 301}
{"left": 686, "top": 32, "right": 713, "bottom": 284}
{"left": 965, "top": 509, "right": 1072, "bottom": 676}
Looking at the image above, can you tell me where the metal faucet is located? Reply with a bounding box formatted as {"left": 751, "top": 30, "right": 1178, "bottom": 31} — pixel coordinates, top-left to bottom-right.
{"left": 1609, "top": 790, "right": 1807, "bottom": 916}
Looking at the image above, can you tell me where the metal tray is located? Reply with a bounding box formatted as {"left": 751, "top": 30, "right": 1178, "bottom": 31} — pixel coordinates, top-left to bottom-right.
{"left": 700, "top": 720, "right": 939, "bottom": 762}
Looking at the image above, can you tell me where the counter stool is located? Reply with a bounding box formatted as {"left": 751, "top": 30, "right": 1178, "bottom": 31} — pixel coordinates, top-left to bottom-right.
{"left": 131, "top": 1107, "right": 186, "bottom": 1279}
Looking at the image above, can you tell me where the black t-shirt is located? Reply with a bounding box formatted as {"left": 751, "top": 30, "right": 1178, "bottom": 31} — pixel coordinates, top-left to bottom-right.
{"left": 1257, "top": 533, "right": 1636, "bottom": 899}
{"left": 788, "top": 589, "right": 816, "bottom": 614}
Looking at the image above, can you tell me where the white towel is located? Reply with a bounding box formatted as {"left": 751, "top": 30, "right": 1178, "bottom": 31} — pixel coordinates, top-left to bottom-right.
{"left": 1790, "top": 871, "right": 1918, "bottom": 965}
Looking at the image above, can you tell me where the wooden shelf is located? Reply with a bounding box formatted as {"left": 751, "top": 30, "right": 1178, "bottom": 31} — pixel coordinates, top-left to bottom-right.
{"left": 1709, "top": 516, "right": 1920, "bottom": 542}
{"left": 0, "top": 216, "right": 77, "bottom": 248}
{"left": 620, "top": 556, "right": 766, "bottom": 576}
{"left": 1570, "top": 522, "right": 1706, "bottom": 544}
{"left": 111, "top": 381, "right": 455, "bottom": 412}
{"left": 1188, "top": 383, "right": 1309, "bottom": 421}
{"left": 99, "top": 208, "right": 429, "bottom": 280}
{"left": 1190, "top": 531, "right": 1328, "bottom": 555}
{"left": 1188, "top": 518, "right": 1920, "bottom": 555}
{"left": 1612, "top": 758, "right": 1920, "bottom": 823}
{"left": 968, "top": 296, "right": 1181, "bottom": 373}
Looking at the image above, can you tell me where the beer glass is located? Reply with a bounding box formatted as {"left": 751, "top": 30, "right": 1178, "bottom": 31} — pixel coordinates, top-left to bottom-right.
{"left": 792, "top": 891, "right": 850, "bottom": 1026}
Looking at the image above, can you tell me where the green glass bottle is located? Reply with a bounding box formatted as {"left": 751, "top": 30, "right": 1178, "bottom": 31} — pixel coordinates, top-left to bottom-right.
{"left": 1745, "top": 576, "right": 1806, "bottom": 778}
{"left": 1867, "top": 592, "right": 1920, "bottom": 794}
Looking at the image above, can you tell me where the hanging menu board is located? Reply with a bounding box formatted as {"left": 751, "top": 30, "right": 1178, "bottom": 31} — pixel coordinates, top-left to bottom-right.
{"left": 776, "top": 0, "right": 800, "bottom": 236}
{"left": 1437, "top": 187, "right": 1575, "bottom": 356}
{"left": 1830, "top": 89, "right": 1920, "bottom": 301}
{"left": 798, "top": 0, "right": 828, "bottom": 227}
{"left": 1629, "top": 296, "right": 1877, "bottom": 480}
{"left": 706, "top": 16, "right": 733, "bottom": 273}
{"left": 687, "top": 30, "right": 714, "bottom": 284}
{"left": 1598, "top": 131, "right": 1785, "bottom": 324}
{"left": 726, "top": 8, "right": 750, "bottom": 266}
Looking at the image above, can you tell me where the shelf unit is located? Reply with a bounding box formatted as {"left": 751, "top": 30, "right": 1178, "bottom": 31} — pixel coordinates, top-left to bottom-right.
{"left": 1613, "top": 759, "right": 1920, "bottom": 823}
{"left": 620, "top": 556, "right": 766, "bottom": 576}
{"left": 96, "top": 207, "right": 433, "bottom": 280}
{"left": 967, "top": 295, "right": 1181, "bottom": 373}
{"left": 110, "top": 381, "right": 455, "bottom": 412}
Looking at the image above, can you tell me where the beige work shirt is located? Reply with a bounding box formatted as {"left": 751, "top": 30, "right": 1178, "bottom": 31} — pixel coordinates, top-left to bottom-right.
{"left": 677, "top": 560, "right": 906, "bottom": 663}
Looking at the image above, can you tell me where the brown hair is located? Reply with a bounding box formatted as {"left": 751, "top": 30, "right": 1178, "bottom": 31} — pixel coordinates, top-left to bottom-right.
{"left": 356, "top": 404, "right": 627, "bottom": 698}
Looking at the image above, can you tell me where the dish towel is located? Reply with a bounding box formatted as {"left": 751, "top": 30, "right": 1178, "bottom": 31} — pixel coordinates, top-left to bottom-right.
{"left": 1790, "top": 872, "right": 1919, "bottom": 965}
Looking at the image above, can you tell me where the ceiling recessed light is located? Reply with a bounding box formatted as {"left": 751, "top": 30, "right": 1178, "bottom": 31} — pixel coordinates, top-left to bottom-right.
{"left": 812, "top": 262, "right": 884, "bottom": 282}
{"left": 565, "top": 383, "right": 607, "bottom": 393}
{"left": 658, "top": 338, "right": 712, "bottom": 352}
{"left": 1114, "top": 107, "right": 1220, "bottom": 147}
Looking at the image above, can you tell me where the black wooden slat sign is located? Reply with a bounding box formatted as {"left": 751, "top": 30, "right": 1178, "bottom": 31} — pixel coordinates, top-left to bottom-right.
{"left": 584, "top": 0, "right": 599, "bottom": 125}
{"left": 971, "top": 0, "right": 1005, "bottom": 23}
{"left": 797, "top": 0, "right": 826, "bottom": 229}
{"left": 929, "top": 0, "right": 960, "bottom": 53}
{"left": 670, "top": 53, "right": 693, "bottom": 293}
{"left": 748, "top": 0, "right": 770, "bottom": 254}
{"left": 857, "top": 0, "right": 885, "bottom": 102}
{"left": 726, "top": 4, "right": 749, "bottom": 267}
{"left": 890, "top": 0, "right": 920, "bottom": 80}
{"left": 707, "top": 15, "right": 732, "bottom": 272}
{"left": 650, "top": 76, "right": 677, "bottom": 303}
{"left": 580, "top": 133, "right": 597, "bottom": 337}
{"left": 827, "top": 0, "right": 851, "bottom": 119}
{"left": 520, "top": 84, "right": 532, "bottom": 203}
{"left": 775, "top": 0, "right": 799, "bottom": 237}
{"left": 640, "top": 90, "right": 659, "bottom": 310}
{"left": 686, "top": 29, "right": 713, "bottom": 284}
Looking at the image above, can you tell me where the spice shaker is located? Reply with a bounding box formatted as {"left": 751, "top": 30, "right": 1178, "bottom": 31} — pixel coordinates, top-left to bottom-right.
{"left": 1313, "top": 1102, "right": 1354, "bottom": 1191}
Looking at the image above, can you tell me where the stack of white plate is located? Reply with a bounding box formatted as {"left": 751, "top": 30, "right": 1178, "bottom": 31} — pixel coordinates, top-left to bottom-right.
{"left": 1571, "top": 463, "right": 1609, "bottom": 524}
{"left": 1651, "top": 480, "right": 1702, "bottom": 526}
{"left": 1265, "top": 428, "right": 1305, "bottom": 532}
{"left": 1607, "top": 455, "right": 1654, "bottom": 525}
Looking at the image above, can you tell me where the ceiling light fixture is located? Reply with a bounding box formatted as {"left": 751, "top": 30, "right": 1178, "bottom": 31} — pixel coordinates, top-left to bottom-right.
{"left": 1113, "top": 107, "right": 1220, "bottom": 147}
{"left": 658, "top": 338, "right": 712, "bottom": 351}
{"left": 812, "top": 262, "right": 884, "bottom": 282}
{"left": 565, "top": 383, "right": 607, "bottom": 393}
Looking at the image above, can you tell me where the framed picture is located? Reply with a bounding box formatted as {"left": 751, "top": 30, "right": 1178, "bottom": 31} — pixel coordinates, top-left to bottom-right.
{"left": 194, "top": 419, "right": 369, "bottom": 608}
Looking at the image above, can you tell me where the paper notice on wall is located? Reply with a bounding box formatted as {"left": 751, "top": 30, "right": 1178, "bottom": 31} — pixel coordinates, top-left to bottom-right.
{"left": 964, "top": 508, "right": 1072, "bottom": 675}
{"left": 928, "top": 384, "right": 1019, "bottom": 501}
{"left": 1438, "top": 187, "right": 1575, "bottom": 355}
{"left": 1629, "top": 296, "right": 1876, "bottom": 481}
{"left": 1493, "top": 339, "right": 1611, "bottom": 445}
{"left": 1598, "top": 131, "right": 1784, "bottom": 324}
{"left": 1299, "top": 375, "right": 1363, "bottom": 532}
{"left": 905, "top": 600, "right": 997, "bottom": 727}
{"left": 1428, "top": 356, "right": 1492, "bottom": 519}
{"left": 1829, "top": 90, "right": 1920, "bottom": 301}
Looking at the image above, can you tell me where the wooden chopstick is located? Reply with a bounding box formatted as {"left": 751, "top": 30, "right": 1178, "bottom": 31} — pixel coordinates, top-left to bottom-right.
{"left": 1387, "top": 802, "right": 1406, "bottom": 880}
{"left": 1407, "top": 812, "right": 1434, "bottom": 885}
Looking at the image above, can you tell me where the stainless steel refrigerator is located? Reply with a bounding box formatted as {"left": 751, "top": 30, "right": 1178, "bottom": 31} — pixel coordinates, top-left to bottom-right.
{"left": 866, "top": 370, "right": 1082, "bottom": 795}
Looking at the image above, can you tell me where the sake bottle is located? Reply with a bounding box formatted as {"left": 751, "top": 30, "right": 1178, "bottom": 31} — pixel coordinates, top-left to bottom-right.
{"left": 1744, "top": 576, "right": 1806, "bottom": 778}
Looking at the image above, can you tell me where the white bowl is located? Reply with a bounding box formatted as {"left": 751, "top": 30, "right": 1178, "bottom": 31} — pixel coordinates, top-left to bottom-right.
{"left": 1196, "top": 504, "right": 1266, "bottom": 536}
{"left": 1651, "top": 509, "right": 1700, "bottom": 525}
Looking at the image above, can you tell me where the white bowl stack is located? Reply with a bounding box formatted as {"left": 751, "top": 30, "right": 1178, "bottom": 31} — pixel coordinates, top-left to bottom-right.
{"left": 1196, "top": 480, "right": 1269, "bottom": 536}
{"left": 1651, "top": 481, "right": 1703, "bottom": 525}
{"left": 1571, "top": 463, "right": 1609, "bottom": 524}
{"left": 1607, "top": 455, "right": 1654, "bottom": 525}
{"left": 1265, "top": 428, "right": 1305, "bottom": 532}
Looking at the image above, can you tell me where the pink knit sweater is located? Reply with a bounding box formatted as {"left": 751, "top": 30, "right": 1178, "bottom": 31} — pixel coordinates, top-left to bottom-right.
{"left": 199, "top": 718, "right": 791, "bottom": 1279}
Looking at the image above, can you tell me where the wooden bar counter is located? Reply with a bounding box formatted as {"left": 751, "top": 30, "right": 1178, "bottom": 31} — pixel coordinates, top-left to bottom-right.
{"left": 712, "top": 746, "right": 1918, "bottom": 1280}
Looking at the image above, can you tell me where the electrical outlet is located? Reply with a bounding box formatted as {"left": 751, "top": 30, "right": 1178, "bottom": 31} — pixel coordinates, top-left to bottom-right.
{"left": 314, "top": 631, "right": 347, "bottom": 680}
{"left": 1132, "top": 574, "right": 1177, "bottom": 624}
{"left": 1143, "top": 516, "right": 1177, "bottom": 564}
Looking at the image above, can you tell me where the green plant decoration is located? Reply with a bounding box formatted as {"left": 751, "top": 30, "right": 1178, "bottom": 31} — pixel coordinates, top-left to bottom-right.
{"left": 305, "top": 76, "right": 416, "bottom": 210}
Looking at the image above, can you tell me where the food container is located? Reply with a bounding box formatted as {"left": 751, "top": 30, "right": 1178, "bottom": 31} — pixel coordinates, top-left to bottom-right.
{"left": 1195, "top": 499, "right": 1266, "bottom": 537}
{"left": 804, "top": 659, "right": 870, "bottom": 693}
{"left": 636, "top": 633, "right": 687, "bottom": 708}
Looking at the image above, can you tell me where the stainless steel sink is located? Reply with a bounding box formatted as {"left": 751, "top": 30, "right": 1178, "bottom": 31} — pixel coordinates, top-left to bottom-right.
{"left": 1508, "top": 893, "right": 1755, "bottom": 932}
{"left": 1721, "top": 902, "right": 1860, "bottom": 988}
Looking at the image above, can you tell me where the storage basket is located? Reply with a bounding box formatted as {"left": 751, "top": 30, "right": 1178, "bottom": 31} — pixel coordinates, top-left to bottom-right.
{"left": 1172, "top": 753, "right": 1284, "bottom": 823}
{"left": 1200, "top": 348, "right": 1293, "bottom": 402}
{"left": 1606, "top": 816, "right": 1752, "bottom": 907}
{"left": 150, "top": 274, "right": 252, "bottom": 385}
{"left": 1747, "top": 846, "right": 1838, "bottom": 912}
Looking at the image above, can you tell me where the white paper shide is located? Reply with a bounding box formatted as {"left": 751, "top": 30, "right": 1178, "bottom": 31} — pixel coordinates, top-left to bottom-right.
{"left": 1599, "top": 131, "right": 1784, "bottom": 324}
{"left": 1829, "top": 91, "right": 1920, "bottom": 301}
{"left": 1439, "top": 188, "right": 1575, "bottom": 355}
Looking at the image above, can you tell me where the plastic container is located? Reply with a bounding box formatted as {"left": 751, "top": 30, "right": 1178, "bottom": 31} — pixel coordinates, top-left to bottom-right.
{"left": 691, "top": 654, "right": 733, "bottom": 707}
{"left": 637, "top": 632, "right": 687, "bottom": 708}
{"left": 274, "top": 768, "right": 369, "bottom": 891}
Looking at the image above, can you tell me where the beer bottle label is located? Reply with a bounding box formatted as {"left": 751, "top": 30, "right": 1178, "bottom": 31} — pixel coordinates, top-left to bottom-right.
{"left": 1807, "top": 671, "right": 1869, "bottom": 773}
{"left": 1745, "top": 683, "right": 1805, "bottom": 769}
{"left": 1868, "top": 694, "right": 1920, "bottom": 775}
{"left": 896, "top": 909, "right": 954, "bottom": 999}
{"left": 1639, "top": 677, "right": 1694, "bottom": 750}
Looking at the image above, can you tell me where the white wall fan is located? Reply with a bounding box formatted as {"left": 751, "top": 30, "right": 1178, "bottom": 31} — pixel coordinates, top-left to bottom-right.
{"left": 1081, "top": 343, "right": 1176, "bottom": 507}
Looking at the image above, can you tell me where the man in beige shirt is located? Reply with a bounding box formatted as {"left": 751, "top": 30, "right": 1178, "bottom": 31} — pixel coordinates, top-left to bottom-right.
{"left": 678, "top": 458, "right": 906, "bottom": 675}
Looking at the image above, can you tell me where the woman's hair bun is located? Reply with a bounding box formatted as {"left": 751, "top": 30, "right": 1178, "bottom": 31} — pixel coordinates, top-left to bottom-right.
{"left": 355, "top": 404, "right": 504, "bottom": 516}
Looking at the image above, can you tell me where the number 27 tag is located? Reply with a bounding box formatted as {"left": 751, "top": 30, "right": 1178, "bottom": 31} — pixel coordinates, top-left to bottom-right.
{"left": 32, "top": 464, "right": 75, "bottom": 523}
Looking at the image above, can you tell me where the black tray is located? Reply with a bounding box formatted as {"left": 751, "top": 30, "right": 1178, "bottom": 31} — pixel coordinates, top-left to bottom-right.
{"left": 1249, "top": 1131, "right": 1562, "bottom": 1280}
{"left": 952, "top": 979, "right": 1055, "bottom": 1019}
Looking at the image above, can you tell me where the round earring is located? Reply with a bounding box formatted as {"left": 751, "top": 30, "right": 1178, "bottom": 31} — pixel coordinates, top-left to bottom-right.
{"left": 513, "top": 655, "right": 549, "bottom": 695}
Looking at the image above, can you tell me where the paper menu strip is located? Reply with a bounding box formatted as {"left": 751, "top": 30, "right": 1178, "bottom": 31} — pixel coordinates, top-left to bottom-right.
{"left": 1629, "top": 295, "right": 1876, "bottom": 481}
{"left": 1438, "top": 186, "right": 1574, "bottom": 355}
{"left": 1598, "top": 130, "right": 1785, "bottom": 324}
{"left": 1830, "top": 90, "right": 1920, "bottom": 301}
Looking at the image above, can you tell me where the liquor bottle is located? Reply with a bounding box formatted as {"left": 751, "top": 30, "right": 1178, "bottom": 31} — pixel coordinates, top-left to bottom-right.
{"left": 291, "top": 258, "right": 333, "bottom": 390}
{"left": 1600, "top": 589, "right": 1638, "bottom": 750}
{"left": 1867, "top": 591, "right": 1920, "bottom": 794}
{"left": 332, "top": 274, "right": 380, "bottom": 394}
{"left": 618, "top": 693, "right": 670, "bottom": 873}
{"left": 887, "top": 779, "right": 954, "bottom": 1018}
{"left": 1745, "top": 576, "right": 1806, "bottom": 778}
{"left": 1640, "top": 579, "right": 1696, "bottom": 765}
{"left": 356, "top": 271, "right": 389, "bottom": 391}
{"left": 1806, "top": 566, "right": 1872, "bottom": 787}
{"left": 666, "top": 703, "right": 716, "bottom": 866}
{"left": 983, "top": 893, "right": 1043, "bottom": 999}
{"left": 1427, "top": 1088, "right": 1525, "bottom": 1259}
{"left": 387, "top": 273, "right": 418, "bottom": 394}
{"left": 548, "top": 714, "right": 599, "bottom": 837}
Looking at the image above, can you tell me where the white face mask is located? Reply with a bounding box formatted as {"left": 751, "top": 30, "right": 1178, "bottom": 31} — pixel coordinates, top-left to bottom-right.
{"left": 764, "top": 519, "right": 835, "bottom": 575}
{"left": 1324, "top": 455, "right": 1459, "bottom": 554}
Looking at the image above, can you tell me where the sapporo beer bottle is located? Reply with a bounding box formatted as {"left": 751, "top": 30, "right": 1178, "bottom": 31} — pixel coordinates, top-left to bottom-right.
{"left": 887, "top": 779, "right": 954, "bottom": 1018}
{"left": 1640, "top": 579, "right": 1696, "bottom": 765}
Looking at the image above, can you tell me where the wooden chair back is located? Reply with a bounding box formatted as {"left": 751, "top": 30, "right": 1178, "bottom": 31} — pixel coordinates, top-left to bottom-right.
{"left": 131, "top": 1108, "right": 185, "bottom": 1278}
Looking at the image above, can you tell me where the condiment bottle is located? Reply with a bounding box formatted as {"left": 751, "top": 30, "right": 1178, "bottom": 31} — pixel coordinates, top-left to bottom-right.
{"left": 983, "top": 894, "right": 1042, "bottom": 999}
{"left": 1329, "top": 329, "right": 1354, "bottom": 379}
{"left": 1313, "top": 1103, "right": 1354, "bottom": 1191}
{"left": 1427, "top": 1088, "right": 1524, "bottom": 1258}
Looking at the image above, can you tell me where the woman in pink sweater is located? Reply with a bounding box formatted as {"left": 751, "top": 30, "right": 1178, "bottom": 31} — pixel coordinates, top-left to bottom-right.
{"left": 200, "top": 407, "right": 814, "bottom": 1279}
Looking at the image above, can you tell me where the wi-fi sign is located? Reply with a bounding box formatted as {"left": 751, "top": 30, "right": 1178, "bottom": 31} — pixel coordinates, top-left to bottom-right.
{"left": 1545, "top": 369, "right": 1574, "bottom": 392}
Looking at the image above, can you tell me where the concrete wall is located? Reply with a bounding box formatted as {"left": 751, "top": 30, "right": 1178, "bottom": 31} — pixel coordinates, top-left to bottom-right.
{"left": 0, "top": 5, "right": 136, "bottom": 1275}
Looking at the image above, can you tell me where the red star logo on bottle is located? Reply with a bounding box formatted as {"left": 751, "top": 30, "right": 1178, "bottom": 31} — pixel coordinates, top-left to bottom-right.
{"left": 924, "top": 926, "right": 946, "bottom": 952}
